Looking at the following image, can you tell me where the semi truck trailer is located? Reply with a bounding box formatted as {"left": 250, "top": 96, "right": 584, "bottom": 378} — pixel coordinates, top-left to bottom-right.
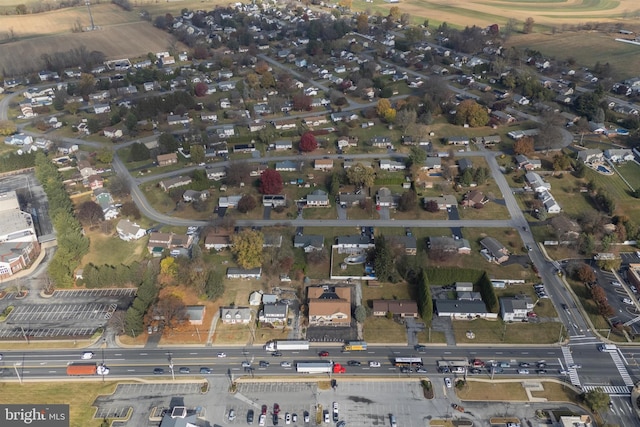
{"left": 296, "top": 361, "right": 345, "bottom": 374}
{"left": 264, "top": 340, "right": 310, "bottom": 352}
{"left": 66, "top": 363, "right": 109, "bottom": 376}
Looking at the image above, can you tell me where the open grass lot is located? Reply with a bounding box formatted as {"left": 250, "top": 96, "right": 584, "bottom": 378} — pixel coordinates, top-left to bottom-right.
{"left": 613, "top": 162, "right": 640, "bottom": 190}
{"left": 362, "top": 316, "right": 408, "bottom": 343}
{"left": 457, "top": 380, "right": 579, "bottom": 403}
{"left": 452, "top": 318, "right": 563, "bottom": 344}
{"left": 0, "top": 381, "right": 119, "bottom": 427}
{"left": 80, "top": 227, "right": 147, "bottom": 267}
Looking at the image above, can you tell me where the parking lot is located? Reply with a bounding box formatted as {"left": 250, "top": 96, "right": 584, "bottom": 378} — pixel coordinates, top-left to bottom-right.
{"left": 8, "top": 303, "right": 115, "bottom": 322}
{"left": 52, "top": 289, "right": 137, "bottom": 299}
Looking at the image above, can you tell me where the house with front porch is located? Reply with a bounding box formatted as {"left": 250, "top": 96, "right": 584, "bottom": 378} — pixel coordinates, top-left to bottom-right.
{"left": 500, "top": 296, "right": 534, "bottom": 321}
{"left": 220, "top": 306, "right": 252, "bottom": 324}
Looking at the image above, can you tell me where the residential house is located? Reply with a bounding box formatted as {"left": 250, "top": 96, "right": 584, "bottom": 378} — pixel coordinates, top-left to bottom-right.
{"left": 423, "top": 195, "right": 458, "bottom": 210}
{"left": 275, "top": 160, "right": 298, "bottom": 172}
{"left": 330, "top": 111, "right": 359, "bottom": 122}
{"left": 185, "top": 306, "right": 206, "bottom": 326}
{"left": 387, "top": 235, "right": 418, "bottom": 256}
{"left": 218, "top": 195, "right": 242, "bottom": 208}
{"left": 376, "top": 187, "right": 399, "bottom": 207}
{"left": 343, "top": 160, "right": 371, "bottom": 170}
{"left": 204, "top": 234, "right": 231, "bottom": 251}
{"left": 226, "top": 267, "right": 262, "bottom": 279}
{"left": 77, "top": 160, "right": 95, "bottom": 178}
{"left": 304, "top": 116, "right": 329, "bottom": 127}
{"left": 274, "top": 140, "right": 293, "bottom": 151}
{"left": 248, "top": 291, "right": 263, "bottom": 306}
{"left": 182, "top": 190, "right": 209, "bottom": 202}
{"left": 248, "top": 120, "right": 265, "bottom": 132}
{"left": 87, "top": 175, "right": 104, "bottom": 190}
{"left": 218, "top": 81, "right": 237, "bottom": 91}
{"left": 159, "top": 176, "right": 192, "bottom": 191}
{"left": 525, "top": 172, "right": 550, "bottom": 193}
{"left": 233, "top": 143, "right": 255, "bottom": 153}
{"left": 116, "top": 219, "right": 146, "bottom": 241}
{"left": 294, "top": 234, "right": 324, "bottom": 252}
{"left": 273, "top": 119, "right": 297, "bottom": 131}
{"left": 539, "top": 190, "right": 561, "bottom": 213}
{"left": 335, "top": 235, "right": 375, "bottom": 254}
{"left": 337, "top": 136, "right": 359, "bottom": 150}
{"left": 479, "top": 135, "right": 501, "bottom": 146}
{"left": 95, "top": 190, "right": 119, "bottom": 220}
{"left": 201, "top": 112, "right": 218, "bottom": 122}
{"left": 314, "top": 159, "right": 334, "bottom": 171}
{"left": 500, "top": 296, "right": 534, "bottom": 321}
{"left": 338, "top": 192, "right": 367, "bottom": 208}
{"left": 262, "top": 195, "right": 286, "bottom": 207}
{"left": 447, "top": 136, "right": 470, "bottom": 146}
{"left": 93, "top": 104, "right": 111, "bottom": 114}
{"left": 157, "top": 153, "right": 178, "bottom": 167}
{"left": 103, "top": 126, "right": 123, "bottom": 139}
{"left": 307, "top": 285, "right": 351, "bottom": 327}
{"left": 513, "top": 94, "right": 530, "bottom": 105}
{"left": 217, "top": 124, "right": 235, "bottom": 137}
{"left": 259, "top": 303, "right": 288, "bottom": 325}
{"left": 604, "top": 149, "right": 634, "bottom": 163}
{"left": 435, "top": 300, "right": 492, "bottom": 319}
{"left": 379, "top": 159, "right": 406, "bottom": 171}
{"left": 461, "top": 190, "right": 487, "bottom": 207}
{"left": 372, "top": 300, "right": 419, "bottom": 318}
{"left": 370, "top": 136, "right": 391, "bottom": 148}
{"left": 147, "top": 232, "right": 193, "bottom": 253}
{"left": 421, "top": 157, "right": 441, "bottom": 171}
{"left": 480, "top": 237, "right": 509, "bottom": 264}
{"left": 576, "top": 149, "right": 603, "bottom": 164}
{"left": 306, "top": 190, "right": 330, "bottom": 207}
{"left": 220, "top": 306, "right": 252, "bottom": 324}
{"left": 250, "top": 164, "right": 267, "bottom": 177}
{"left": 458, "top": 158, "right": 474, "bottom": 172}
{"left": 427, "top": 236, "right": 471, "bottom": 255}
{"left": 4, "top": 134, "right": 33, "bottom": 146}
{"left": 207, "top": 168, "right": 226, "bottom": 181}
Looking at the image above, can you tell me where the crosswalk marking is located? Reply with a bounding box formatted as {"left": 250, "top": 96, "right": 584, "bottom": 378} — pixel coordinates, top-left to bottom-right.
{"left": 582, "top": 385, "right": 631, "bottom": 395}
{"left": 609, "top": 351, "right": 635, "bottom": 387}
{"left": 561, "top": 346, "right": 581, "bottom": 387}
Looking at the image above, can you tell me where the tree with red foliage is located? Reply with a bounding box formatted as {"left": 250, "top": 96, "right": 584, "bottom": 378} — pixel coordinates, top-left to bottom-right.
{"left": 259, "top": 169, "right": 283, "bottom": 194}
{"left": 292, "top": 93, "right": 312, "bottom": 111}
{"left": 194, "top": 82, "right": 208, "bottom": 97}
{"left": 299, "top": 132, "right": 318, "bottom": 152}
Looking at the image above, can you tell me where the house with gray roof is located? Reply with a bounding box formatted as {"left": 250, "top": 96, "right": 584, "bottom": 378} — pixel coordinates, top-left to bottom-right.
{"left": 339, "top": 192, "right": 366, "bottom": 207}
{"left": 306, "top": 190, "right": 330, "bottom": 207}
{"left": 294, "top": 234, "right": 324, "bottom": 252}
{"left": 576, "top": 149, "right": 603, "bottom": 164}
{"left": 480, "top": 237, "right": 509, "bottom": 264}
{"left": 335, "top": 235, "right": 375, "bottom": 254}
{"left": 226, "top": 267, "right": 262, "bottom": 279}
{"left": 525, "top": 171, "right": 550, "bottom": 193}
{"left": 423, "top": 195, "right": 458, "bottom": 210}
{"left": 259, "top": 303, "right": 288, "bottom": 324}
{"left": 220, "top": 306, "right": 252, "bottom": 324}
{"left": 116, "top": 219, "right": 146, "bottom": 241}
{"left": 435, "top": 300, "right": 494, "bottom": 319}
{"left": 275, "top": 160, "right": 298, "bottom": 172}
{"left": 500, "top": 296, "right": 534, "bottom": 322}
{"left": 458, "top": 158, "right": 474, "bottom": 172}
{"left": 376, "top": 187, "right": 399, "bottom": 207}
{"left": 427, "top": 236, "right": 471, "bottom": 254}
{"left": 160, "top": 176, "right": 192, "bottom": 191}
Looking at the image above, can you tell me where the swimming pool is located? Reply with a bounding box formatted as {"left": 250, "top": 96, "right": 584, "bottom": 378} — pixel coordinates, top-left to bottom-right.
{"left": 597, "top": 165, "right": 612, "bottom": 174}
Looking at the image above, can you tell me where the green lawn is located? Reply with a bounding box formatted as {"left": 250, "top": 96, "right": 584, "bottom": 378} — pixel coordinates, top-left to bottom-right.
{"left": 452, "top": 318, "right": 564, "bottom": 344}
{"left": 363, "top": 317, "right": 408, "bottom": 343}
{"left": 80, "top": 228, "right": 147, "bottom": 267}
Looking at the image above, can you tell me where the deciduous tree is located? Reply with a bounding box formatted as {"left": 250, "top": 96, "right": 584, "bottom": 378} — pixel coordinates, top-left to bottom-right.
{"left": 259, "top": 169, "right": 283, "bottom": 194}
{"left": 190, "top": 144, "right": 205, "bottom": 164}
{"left": 299, "top": 132, "right": 318, "bottom": 152}
{"left": 231, "top": 229, "right": 264, "bottom": 269}
{"left": 346, "top": 163, "right": 375, "bottom": 188}
{"left": 454, "top": 99, "right": 488, "bottom": 127}
{"left": 156, "top": 294, "right": 186, "bottom": 329}
{"left": 513, "top": 137, "right": 534, "bottom": 156}
{"left": 77, "top": 201, "right": 104, "bottom": 227}
{"left": 225, "top": 161, "right": 252, "bottom": 186}
{"left": 237, "top": 194, "right": 257, "bottom": 213}
{"left": 583, "top": 387, "right": 610, "bottom": 413}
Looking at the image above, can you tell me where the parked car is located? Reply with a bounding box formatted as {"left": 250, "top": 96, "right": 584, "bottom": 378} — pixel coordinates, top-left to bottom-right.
{"left": 323, "top": 411, "right": 330, "bottom": 424}
{"left": 292, "top": 414, "right": 297, "bottom": 423}
{"left": 519, "top": 362, "right": 530, "bottom": 367}
{"left": 623, "top": 298, "right": 634, "bottom": 305}
{"left": 390, "top": 414, "right": 397, "bottom": 427}
{"left": 261, "top": 405, "right": 267, "bottom": 415}
{"left": 273, "top": 414, "right": 279, "bottom": 425}
{"left": 304, "top": 411, "right": 310, "bottom": 423}
{"left": 444, "top": 378, "right": 452, "bottom": 388}
{"left": 273, "top": 404, "right": 280, "bottom": 415}
{"left": 228, "top": 409, "right": 236, "bottom": 421}
{"left": 537, "top": 369, "right": 547, "bottom": 374}
{"left": 611, "top": 281, "right": 622, "bottom": 287}
{"left": 258, "top": 415, "right": 266, "bottom": 427}
{"left": 416, "top": 367, "right": 427, "bottom": 374}
{"left": 285, "top": 413, "right": 291, "bottom": 425}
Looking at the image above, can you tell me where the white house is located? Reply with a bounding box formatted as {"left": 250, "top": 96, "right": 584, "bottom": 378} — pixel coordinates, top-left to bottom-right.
{"left": 379, "top": 159, "right": 406, "bottom": 171}
{"left": 116, "top": 219, "right": 146, "bottom": 241}
{"left": 604, "top": 149, "right": 634, "bottom": 163}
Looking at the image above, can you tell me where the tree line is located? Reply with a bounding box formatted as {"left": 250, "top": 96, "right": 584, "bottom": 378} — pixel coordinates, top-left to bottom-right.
{"left": 34, "top": 152, "right": 89, "bottom": 287}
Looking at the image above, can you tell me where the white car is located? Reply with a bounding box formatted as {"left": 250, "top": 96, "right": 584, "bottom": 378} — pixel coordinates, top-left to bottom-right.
{"left": 369, "top": 361, "right": 381, "bottom": 368}
{"left": 623, "top": 298, "right": 634, "bottom": 305}
{"left": 280, "top": 361, "right": 292, "bottom": 368}
{"left": 228, "top": 409, "right": 236, "bottom": 421}
{"left": 259, "top": 415, "right": 266, "bottom": 427}
{"left": 304, "top": 412, "right": 310, "bottom": 423}
{"left": 217, "top": 352, "right": 227, "bottom": 358}
{"left": 518, "top": 369, "right": 529, "bottom": 375}
{"left": 390, "top": 414, "right": 397, "bottom": 427}
{"left": 323, "top": 411, "right": 330, "bottom": 424}
{"left": 444, "top": 378, "right": 452, "bottom": 388}
{"left": 285, "top": 413, "right": 291, "bottom": 424}
{"left": 96, "top": 365, "right": 109, "bottom": 375}
{"left": 612, "top": 281, "right": 622, "bottom": 287}
{"left": 81, "top": 352, "right": 94, "bottom": 360}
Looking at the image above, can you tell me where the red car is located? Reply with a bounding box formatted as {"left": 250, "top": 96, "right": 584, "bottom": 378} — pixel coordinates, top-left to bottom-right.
{"left": 319, "top": 351, "right": 330, "bottom": 357}
{"left": 262, "top": 405, "right": 268, "bottom": 415}
{"left": 274, "top": 404, "right": 280, "bottom": 415}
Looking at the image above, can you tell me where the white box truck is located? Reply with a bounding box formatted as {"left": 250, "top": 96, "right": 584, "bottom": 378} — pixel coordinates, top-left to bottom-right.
{"left": 264, "top": 340, "right": 310, "bottom": 351}
{"left": 598, "top": 344, "right": 617, "bottom": 352}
